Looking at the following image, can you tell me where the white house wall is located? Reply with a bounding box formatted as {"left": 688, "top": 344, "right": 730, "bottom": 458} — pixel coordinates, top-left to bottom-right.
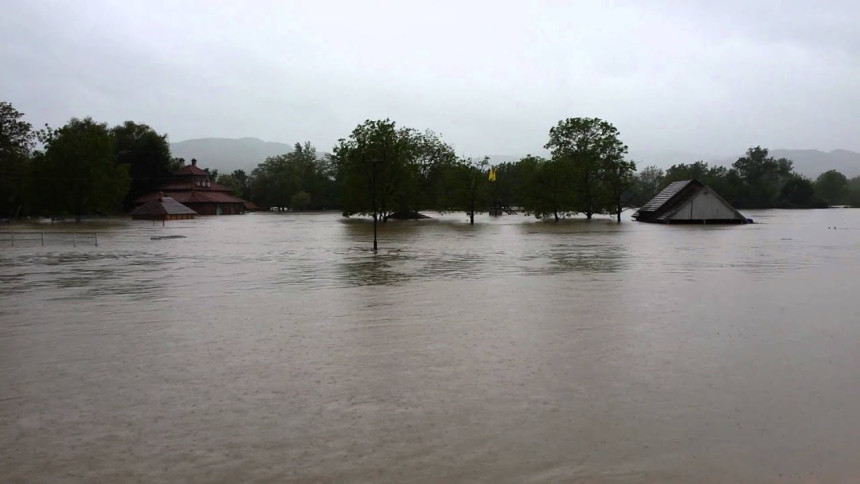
{"left": 665, "top": 189, "right": 740, "bottom": 220}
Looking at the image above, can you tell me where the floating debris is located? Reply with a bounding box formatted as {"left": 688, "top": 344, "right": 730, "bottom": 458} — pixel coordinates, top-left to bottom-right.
{"left": 151, "top": 235, "right": 187, "bottom": 240}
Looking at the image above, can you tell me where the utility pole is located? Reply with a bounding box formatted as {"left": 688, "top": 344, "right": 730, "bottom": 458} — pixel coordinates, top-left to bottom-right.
{"left": 363, "top": 154, "right": 381, "bottom": 252}
{"left": 371, "top": 158, "right": 378, "bottom": 252}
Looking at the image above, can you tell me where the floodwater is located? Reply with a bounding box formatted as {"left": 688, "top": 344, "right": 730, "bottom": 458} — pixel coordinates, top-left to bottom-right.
{"left": 1, "top": 210, "right": 859, "bottom": 482}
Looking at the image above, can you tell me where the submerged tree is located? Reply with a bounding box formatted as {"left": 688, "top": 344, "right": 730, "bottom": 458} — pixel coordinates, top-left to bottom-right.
{"left": 518, "top": 155, "right": 575, "bottom": 221}
{"left": 0, "top": 101, "right": 35, "bottom": 217}
{"left": 34, "top": 117, "right": 129, "bottom": 221}
{"left": 625, "top": 165, "right": 664, "bottom": 207}
{"left": 731, "top": 146, "right": 794, "bottom": 208}
{"left": 814, "top": 169, "right": 848, "bottom": 206}
{"left": 249, "top": 142, "right": 334, "bottom": 210}
{"left": 544, "top": 117, "right": 629, "bottom": 219}
{"left": 601, "top": 157, "right": 637, "bottom": 222}
{"left": 436, "top": 156, "right": 491, "bottom": 224}
{"left": 334, "top": 119, "right": 455, "bottom": 221}
{"left": 110, "top": 121, "right": 173, "bottom": 209}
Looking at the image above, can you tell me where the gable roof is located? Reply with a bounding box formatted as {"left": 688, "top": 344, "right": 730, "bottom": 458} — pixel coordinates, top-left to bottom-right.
{"left": 174, "top": 164, "right": 210, "bottom": 176}
{"left": 634, "top": 179, "right": 748, "bottom": 223}
{"left": 638, "top": 180, "right": 698, "bottom": 212}
{"left": 130, "top": 196, "right": 197, "bottom": 216}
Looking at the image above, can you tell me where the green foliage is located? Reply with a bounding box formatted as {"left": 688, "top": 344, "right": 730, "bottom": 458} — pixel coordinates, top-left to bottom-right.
{"left": 813, "top": 170, "right": 849, "bottom": 206}
{"left": 777, "top": 176, "right": 826, "bottom": 208}
{"left": 625, "top": 166, "right": 664, "bottom": 207}
{"left": 518, "top": 155, "right": 575, "bottom": 221}
{"left": 249, "top": 142, "right": 335, "bottom": 210}
{"left": 0, "top": 101, "right": 35, "bottom": 217}
{"left": 216, "top": 173, "right": 244, "bottom": 197}
{"left": 110, "top": 121, "right": 173, "bottom": 209}
{"left": 544, "top": 117, "right": 629, "bottom": 219}
{"left": 435, "top": 157, "right": 491, "bottom": 224}
{"left": 33, "top": 117, "right": 130, "bottom": 220}
{"left": 334, "top": 119, "right": 455, "bottom": 221}
{"left": 290, "top": 190, "right": 311, "bottom": 211}
{"left": 846, "top": 176, "right": 860, "bottom": 207}
{"left": 731, "top": 147, "right": 794, "bottom": 208}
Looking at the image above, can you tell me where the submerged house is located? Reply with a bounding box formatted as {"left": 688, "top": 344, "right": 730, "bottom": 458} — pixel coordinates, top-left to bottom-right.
{"left": 633, "top": 180, "right": 751, "bottom": 224}
{"left": 130, "top": 194, "right": 197, "bottom": 223}
{"left": 133, "top": 159, "right": 247, "bottom": 215}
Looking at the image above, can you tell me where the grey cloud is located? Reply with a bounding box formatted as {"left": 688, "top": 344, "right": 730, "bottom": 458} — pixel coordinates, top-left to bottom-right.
{"left": 2, "top": 0, "right": 858, "bottom": 165}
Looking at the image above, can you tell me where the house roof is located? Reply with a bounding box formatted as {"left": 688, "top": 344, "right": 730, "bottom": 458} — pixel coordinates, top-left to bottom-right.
{"left": 174, "top": 164, "right": 209, "bottom": 176}
{"left": 634, "top": 179, "right": 748, "bottom": 223}
{"left": 638, "top": 180, "right": 700, "bottom": 213}
{"left": 135, "top": 190, "right": 245, "bottom": 205}
{"left": 130, "top": 196, "right": 197, "bottom": 216}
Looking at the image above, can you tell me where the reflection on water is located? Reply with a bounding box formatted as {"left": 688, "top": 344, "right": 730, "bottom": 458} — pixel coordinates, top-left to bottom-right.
{"left": 1, "top": 210, "right": 860, "bottom": 482}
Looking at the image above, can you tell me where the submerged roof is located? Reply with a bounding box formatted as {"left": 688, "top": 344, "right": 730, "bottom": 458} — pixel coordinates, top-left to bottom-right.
{"left": 638, "top": 180, "right": 694, "bottom": 212}
{"left": 634, "top": 179, "right": 748, "bottom": 224}
{"left": 130, "top": 196, "right": 197, "bottom": 216}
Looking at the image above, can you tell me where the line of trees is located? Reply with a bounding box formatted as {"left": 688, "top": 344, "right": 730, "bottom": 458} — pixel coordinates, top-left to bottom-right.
{"left": 624, "top": 147, "right": 860, "bottom": 210}
{"left": 1, "top": 102, "right": 178, "bottom": 221}
{"left": 4, "top": 99, "right": 860, "bottom": 222}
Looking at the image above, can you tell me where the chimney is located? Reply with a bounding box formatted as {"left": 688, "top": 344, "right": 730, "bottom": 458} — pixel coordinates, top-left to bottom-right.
{"left": 191, "top": 158, "right": 197, "bottom": 167}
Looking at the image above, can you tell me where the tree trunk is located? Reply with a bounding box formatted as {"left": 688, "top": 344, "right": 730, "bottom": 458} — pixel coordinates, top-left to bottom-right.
{"left": 553, "top": 210, "right": 559, "bottom": 222}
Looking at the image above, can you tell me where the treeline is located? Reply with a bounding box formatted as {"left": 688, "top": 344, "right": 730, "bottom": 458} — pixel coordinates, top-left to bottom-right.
{"left": 623, "top": 149, "right": 860, "bottom": 210}
{"left": 1, "top": 102, "right": 180, "bottom": 221}
{"left": 249, "top": 117, "right": 635, "bottom": 223}
{"left": 3, "top": 100, "right": 859, "bottom": 222}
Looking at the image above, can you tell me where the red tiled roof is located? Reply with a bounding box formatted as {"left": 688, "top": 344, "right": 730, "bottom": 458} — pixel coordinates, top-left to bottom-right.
{"left": 174, "top": 164, "right": 209, "bottom": 176}
{"left": 132, "top": 160, "right": 249, "bottom": 207}
{"left": 171, "top": 191, "right": 246, "bottom": 204}
{"left": 156, "top": 181, "right": 235, "bottom": 192}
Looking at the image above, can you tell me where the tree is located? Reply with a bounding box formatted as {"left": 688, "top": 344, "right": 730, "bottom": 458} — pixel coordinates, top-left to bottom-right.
{"left": 334, "top": 119, "right": 454, "bottom": 221}
{"left": 777, "top": 175, "right": 824, "bottom": 208}
{"left": 290, "top": 190, "right": 311, "bottom": 211}
{"left": 0, "top": 101, "right": 35, "bottom": 217}
{"left": 110, "top": 121, "right": 172, "bottom": 210}
{"left": 601, "top": 157, "right": 637, "bottom": 222}
{"left": 35, "top": 118, "right": 130, "bottom": 221}
{"left": 731, "top": 147, "right": 794, "bottom": 208}
{"left": 436, "top": 156, "right": 491, "bottom": 225}
{"left": 814, "top": 170, "right": 848, "bottom": 206}
{"left": 230, "top": 169, "right": 250, "bottom": 199}
{"left": 518, "top": 155, "right": 575, "bottom": 221}
{"left": 846, "top": 176, "right": 860, "bottom": 208}
{"left": 544, "top": 117, "right": 628, "bottom": 219}
{"left": 216, "top": 173, "right": 244, "bottom": 197}
{"left": 249, "top": 142, "right": 329, "bottom": 210}
{"left": 625, "top": 165, "right": 664, "bottom": 207}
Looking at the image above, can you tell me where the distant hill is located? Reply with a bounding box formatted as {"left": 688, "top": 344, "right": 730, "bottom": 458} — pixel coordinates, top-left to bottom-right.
{"left": 169, "top": 137, "right": 294, "bottom": 173}
{"left": 769, "top": 149, "right": 860, "bottom": 179}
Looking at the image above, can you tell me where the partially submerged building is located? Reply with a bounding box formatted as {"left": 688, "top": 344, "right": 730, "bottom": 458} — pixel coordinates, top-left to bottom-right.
{"left": 130, "top": 195, "right": 197, "bottom": 224}
{"left": 133, "top": 159, "right": 248, "bottom": 215}
{"left": 633, "top": 180, "right": 751, "bottom": 224}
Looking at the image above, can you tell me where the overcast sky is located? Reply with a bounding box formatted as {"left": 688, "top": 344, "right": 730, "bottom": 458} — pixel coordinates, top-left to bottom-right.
{"left": 2, "top": 0, "right": 858, "bottom": 162}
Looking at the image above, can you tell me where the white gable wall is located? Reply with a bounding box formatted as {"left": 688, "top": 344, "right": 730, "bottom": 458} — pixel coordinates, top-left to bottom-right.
{"left": 665, "top": 188, "right": 740, "bottom": 221}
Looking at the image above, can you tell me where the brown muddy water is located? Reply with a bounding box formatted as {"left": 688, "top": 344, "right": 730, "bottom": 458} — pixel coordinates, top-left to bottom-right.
{"left": 1, "top": 210, "right": 859, "bottom": 482}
